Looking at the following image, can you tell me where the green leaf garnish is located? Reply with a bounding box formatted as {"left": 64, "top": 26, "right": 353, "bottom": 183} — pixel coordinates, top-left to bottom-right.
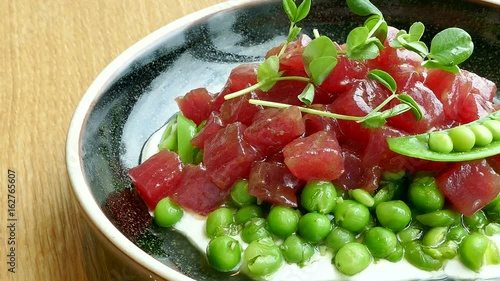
{"left": 422, "top": 60, "right": 460, "bottom": 74}
{"left": 428, "top": 27, "right": 474, "bottom": 66}
{"left": 283, "top": 0, "right": 298, "bottom": 22}
{"left": 303, "top": 36, "right": 338, "bottom": 85}
{"left": 258, "top": 55, "right": 282, "bottom": 91}
{"left": 408, "top": 22, "right": 425, "bottom": 42}
{"left": 309, "top": 56, "right": 338, "bottom": 85}
{"left": 397, "top": 94, "right": 423, "bottom": 121}
{"left": 361, "top": 104, "right": 412, "bottom": 128}
{"left": 367, "top": 69, "right": 397, "bottom": 94}
{"left": 346, "top": 0, "right": 382, "bottom": 16}
{"left": 298, "top": 83, "right": 316, "bottom": 105}
{"left": 364, "top": 15, "right": 388, "bottom": 43}
{"left": 295, "top": 0, "right": 312, "bottom": 22}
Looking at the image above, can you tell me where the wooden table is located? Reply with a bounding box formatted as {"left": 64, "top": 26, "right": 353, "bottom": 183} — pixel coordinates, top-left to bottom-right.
{"left": 1, "top": 1, "right": 224, "bottom": 280}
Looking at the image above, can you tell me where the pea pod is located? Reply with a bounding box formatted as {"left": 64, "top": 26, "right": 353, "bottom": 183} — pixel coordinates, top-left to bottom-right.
{"left": 176, "top": 113, "right": 198, "bottom": 163}
{"left": 387, "top": 110, "right": 500, "bottom": 161}
{"left": 416, "top": 209, "right": 460, "bottom": 227}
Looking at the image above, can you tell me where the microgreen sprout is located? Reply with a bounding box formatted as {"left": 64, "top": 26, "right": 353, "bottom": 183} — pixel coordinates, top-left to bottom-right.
{"left": 390, "top": 23, "right": 473, "bottom": 73}
{"left": 224, "top": 0, "right": 473, "bottom": 128}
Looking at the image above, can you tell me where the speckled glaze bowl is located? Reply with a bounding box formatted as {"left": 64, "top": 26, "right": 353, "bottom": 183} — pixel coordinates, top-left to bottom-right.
{"left": 66, "top": 0, "right": 499, "bottom": 280}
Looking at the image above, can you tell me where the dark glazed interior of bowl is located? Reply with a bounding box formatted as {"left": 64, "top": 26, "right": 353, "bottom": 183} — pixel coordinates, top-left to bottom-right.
{"left": 80, "top": 0, "right": 499, "bottom": 280}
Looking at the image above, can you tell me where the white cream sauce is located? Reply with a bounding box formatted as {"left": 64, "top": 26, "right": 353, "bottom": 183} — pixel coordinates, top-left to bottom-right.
{"left": 142, "top": 124, "right": 500, "bottom": 281}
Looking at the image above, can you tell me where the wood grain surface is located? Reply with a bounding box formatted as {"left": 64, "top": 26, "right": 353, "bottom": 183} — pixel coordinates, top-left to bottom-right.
{"left": 0, "top": 1, "right": 224, "bottom": 280}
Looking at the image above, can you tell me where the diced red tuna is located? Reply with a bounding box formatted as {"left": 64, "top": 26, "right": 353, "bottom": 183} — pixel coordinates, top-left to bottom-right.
{"left": 283, "top": 131, "right": 344, "bottom": 181}
{"left": 172, "top": 164, "right": 229, "bottom": 215}
{"left": 190, "top": 112, "right": 225, "bottom": 149}
{"left": 175, "top": 88, "right": 213, "bottom": 126}
{"left": 436, "top": 159, "right": 500, "bottom": 216}
{"left": 244, "top": 106, "right": 305, "bottom": 156}
{"left": 248, "top": 161, "right": 303, "bottom": 207}
{"left": 203, "top": 122, "right": 262, "bottom": 191}
{"left": 128, "top": 150, "right": 184, "bottom": 210}
{"left": 213, "top": 63, "right": 259, "bottom": 110}
{"left": 219, "top": 92, "right": 263, "bottom": 126}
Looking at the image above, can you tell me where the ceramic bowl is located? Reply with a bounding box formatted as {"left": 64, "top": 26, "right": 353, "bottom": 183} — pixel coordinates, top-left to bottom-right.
{"left": 66, "top": 0, "right": 499, "bottom": 280}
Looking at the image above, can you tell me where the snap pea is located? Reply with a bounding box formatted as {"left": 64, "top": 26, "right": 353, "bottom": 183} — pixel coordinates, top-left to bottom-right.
{"left": 230, "top": 179, "right": 256, "bottom": 207}
{"left": 280, "top": 235, "right": 315, "bottom": 264}
{"left": 206, "top": 235, "right": 242, "bottom": 272}
{"left": 416, "top": 209, "right": 460, "bottom": 227}
{"left": 334, "top": 242, "right": 372, "bottom": 276}
{"left": 176, "top": 113, "right": 198, "bottom": 163}
{"left": 485, "top": 223, "right": 500, "bottom": 236}
{"left": 423, "top": 240, "right": 458, "bottom": 260}
{"left": 267, "top": 206, "right": 300, "bottom": 238}
{"left": 325, "top": 227, "right": 356, "bottom": 253}
{"left": 387, "top": 110, "right": 500, "bottom": 161}
{"left": 158, "top": 115, "right": 178, "bottom": 151}
{"left": 243, "top": 237, "right": 283, "bottom": 277}
{"left": 300, "top": 180, "right": 338, "bottom": 214}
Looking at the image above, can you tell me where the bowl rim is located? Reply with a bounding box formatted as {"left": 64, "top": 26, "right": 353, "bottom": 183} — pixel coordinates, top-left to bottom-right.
{"left": 66, "top": 0, "right": 273, "bottom": 280}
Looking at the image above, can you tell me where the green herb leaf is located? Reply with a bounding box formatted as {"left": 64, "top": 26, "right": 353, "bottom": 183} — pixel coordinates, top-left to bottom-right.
{"left": 397, "top": 94, "right": 423, "bottom": 121}
{"left": 346, "top": 27, "right": 383, "bottom": 60}
{"left": 364, "top": 15, "right": 388, "bottom": 43}
{"left": 298, "top": 83, "right": 315, "bottom": 105}
{"left": 283, "top": 0, "right": 298, "bottom": 22}
{"left": 287, "top": 26, "right": 302, "bottom": 43}
{"left": 422, "top": 60, "right": 460, "bottom": 74}
{"left": 367, "top": 69, "right": 397, "bottom": 94}
{"left": 346, "top": 0, "right": 382, "bottom": 16}
{"left": 361, "top": 104, "right": 412, "bottom": 128}
{"left": 408, "top": 22, "right": 425, "bottom": 42}
{"left": 428, "top": 27, "right": 473, "bottom": 66}
{"left": 258, "top": 55, "right": 282, "bottom": 91}
{"left": 295, "top": 0, "right": 312, "bottom": 22}
{"left": 309, "top": 56, "right": 338, "bottom": 85}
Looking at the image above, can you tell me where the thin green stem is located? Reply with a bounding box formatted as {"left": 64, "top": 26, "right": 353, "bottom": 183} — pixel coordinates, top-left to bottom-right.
{"left": 367, "top": 17, "right": 385, "bottom": 38}
{"left": 357, "top": 93, "right": 397, "bottom": 123}
{"left": 224, "top": 81, "right": 266, "bottom": 100}
{"left": 279, "top": 21, "right": 297, "bottom": 57}
{"left": 249, "top": 99, "right": 362, "bottom": 121}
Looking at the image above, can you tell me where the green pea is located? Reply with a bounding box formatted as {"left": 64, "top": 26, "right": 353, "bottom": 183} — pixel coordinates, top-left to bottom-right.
{"left": 280, "top": 235, "right": 315, "bottom": 264}
{"left": 463, "top": 210, "right": 488, "bottom": 231}
{"left": 267, "top": 206, "right": 300, "bottom": 238}
{"left": 206, "top": 236, "right": 242, "bottom": 272}
{"left": 449, "top": 126, "right": 476, "bottom": 152}
{"left": 334, "top": 242, "right": 372, "bottom": 276}
{"left": 154, "top": 197, "right": 183, "bottom": 227}
{"left": 416, "top": 209, "right": 460, "bottom": 227}
{"left": 325, "top": 227, "right": 356, "bottom": 253}
{"left": 397, "top": 227, "right": 423, "bottom": 245}
{"left": 364, "top": 227, "right": 398, "bottom": 258}
{"left": 244, "top": 238, "right": 283, "bottom": 277}
{"left": 301, "top": 180, "right": 337, "bottom": 214}
{"left": 206, "top": 207, "right": 234, "bottom": 238}
{"left": 375, "top": 200, "right": 412, "bottom": 232}
{"left": 241, "top": 218, "right": 271, "bottom": 243}
{"left": 422, "top": 226, "right": 448, "bottom": 247}
{"left": 470, "top": 124, "right": 493, "bottom": 146}
{"left": 234, "top": 204, "right": 264, "bottom": 225}
{"left": 459, "top": 233, "right": 492, "bottom": 272}
{"left": 349, "top": 189, "right": 375, "bottom": 207}
{"left": 386, "top": 243, "right": 404, "bottom": 262}
{"left": 446, "top": 225, "right": 469, "bottom": 243}
{"left": 334, "top": 200, "right": 370, "bottom": 233}
{"left": 428, "top": 133, "right": 453, "bottom": 153}
{"left": 404, "top": 241, "right": 443, "bottom": 271}
{"left": 482, "top": 119, "right": 500, "bottom": 141}
{"left": 230, "top": 179, "right": 256, "bottom": 207}
{"left": 408, "top": 176, "right": 444, "bottom": 213}
{"left": 298, "top": 212, "right": 332, "bottom": 243}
